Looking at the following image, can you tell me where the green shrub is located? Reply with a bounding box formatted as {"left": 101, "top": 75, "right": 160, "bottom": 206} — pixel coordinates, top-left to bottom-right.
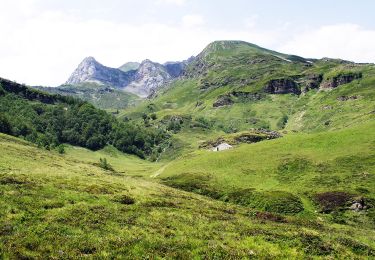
{"left": 98, "top": 158, "right": 113, "bottom": 171}
{"left": 57, "top": 144, "right": 65, "bottom": 154}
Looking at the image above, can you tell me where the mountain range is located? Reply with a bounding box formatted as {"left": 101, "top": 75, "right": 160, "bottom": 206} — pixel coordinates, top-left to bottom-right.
{"left": 65, "top": 56, "right": 191, "bottom": 98}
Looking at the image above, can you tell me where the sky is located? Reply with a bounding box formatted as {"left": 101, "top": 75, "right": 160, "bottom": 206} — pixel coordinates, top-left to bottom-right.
{"left": 1, "top": 0, "right": 375, "bottom": 86}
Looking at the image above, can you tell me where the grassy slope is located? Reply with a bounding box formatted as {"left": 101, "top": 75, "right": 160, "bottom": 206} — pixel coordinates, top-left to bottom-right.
{"left": 1, "top": 133, "right": 375, "bottom": 258}
{"left": 2, "top": 41, "right": 375, "bottom": 258}
{"left": 119, "top": 42, "right": 375, "bottom": 160}
{"left": 159, "top": 121, "right": 375, "bottom": 222}
{"left": 37, "top": 82, "right": 141, "bottom": 111}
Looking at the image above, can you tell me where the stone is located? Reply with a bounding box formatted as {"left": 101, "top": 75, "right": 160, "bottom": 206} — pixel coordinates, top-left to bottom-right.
{"left": 66, "top": 57, "right": 193, "bottom": 98}
{"left": 66, "top": 57, "right": 135, "bottom": 88}
{"left": 213, "top": 95, "right": 234, "bottom": 107}
{"left": 337, "top": 95, "right": 358, "bottom": 101}
{"left": 320, "top": 72, "right": 362, "bottom": 89}
{"left": 264, "top": 78, "right": 301, "bottom": 95}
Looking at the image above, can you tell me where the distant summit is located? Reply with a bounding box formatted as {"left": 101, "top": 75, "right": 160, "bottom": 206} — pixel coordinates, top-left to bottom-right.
{"left": 65, "top": 57, "right": 191, "bottom": 98}
{"left": 66, "top": 57, "right": 135, "bottom": 88}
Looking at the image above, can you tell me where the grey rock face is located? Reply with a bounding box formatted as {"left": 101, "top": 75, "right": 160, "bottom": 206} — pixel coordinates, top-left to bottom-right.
{"left": 213, "top": 95, "right": 234, "bottom": 107}
{"left": 320, "top": 72, "right": 362, "bottom": 89}
{"left": 66, "top": 57, "right": 135, "bottom": 88}
{"left": 164, "top": 58, "right": 193, "bottom": 78}
{"left": 124, "top": 60, "right": 172, "bottom": 98}
{"left": 264, "top": 78, "right": 301, "bottom": 95}
{"left": 66, "top": 57, "right": 192, "bottom": 98}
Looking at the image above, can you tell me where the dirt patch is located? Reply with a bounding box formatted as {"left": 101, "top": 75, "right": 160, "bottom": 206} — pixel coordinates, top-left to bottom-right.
{"left": 314, "top": 191, "right": 353, "bottom": 213}
{"left": 113, "top": 194, "right": 135, "bottom": 205}
{"left": 255, "top": 211, "right": 286, "bottom": 223}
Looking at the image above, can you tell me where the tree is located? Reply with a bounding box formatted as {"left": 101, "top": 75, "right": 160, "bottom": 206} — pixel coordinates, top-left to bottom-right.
{"left": 0, "top": 114, "right": 11, "bottom": 134}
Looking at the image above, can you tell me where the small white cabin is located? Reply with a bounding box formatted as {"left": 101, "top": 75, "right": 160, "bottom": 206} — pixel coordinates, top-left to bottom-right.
{"left": 211, "top": 142, "right": 233, "bottom": 152}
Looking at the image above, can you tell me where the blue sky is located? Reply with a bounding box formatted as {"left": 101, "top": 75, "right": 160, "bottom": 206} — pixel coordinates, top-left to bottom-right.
{"left": 1, "top": 0, "right": 375, "bottom": 86}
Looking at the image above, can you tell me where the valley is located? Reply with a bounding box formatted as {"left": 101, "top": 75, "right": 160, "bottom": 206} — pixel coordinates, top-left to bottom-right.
{"left": 1, "top": 40, "right": 374, "bottom": 258}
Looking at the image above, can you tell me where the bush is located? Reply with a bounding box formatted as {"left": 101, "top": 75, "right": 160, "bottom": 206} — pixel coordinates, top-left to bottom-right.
{"left": 57, "top": 144, "right": 65, "bottom": 154}
{"left": 277, "top": 115, "right": 288, "bottom": 129}
{"left": 98, "top": 158, "right": 113, "bottom": 171}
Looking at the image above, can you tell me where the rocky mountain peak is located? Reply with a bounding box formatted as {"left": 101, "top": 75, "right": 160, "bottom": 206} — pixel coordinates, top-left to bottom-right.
{"left": 82, "top": 56, "right": 97, "bottom": 63}
{"left": 65, "top": 56, "right": 192, "bottom": 98}
{"left": 66, "top": 57, "right": 135, "bottom": 88}
{"left": 124, "top": 60, "right": 172, "bottom": 98}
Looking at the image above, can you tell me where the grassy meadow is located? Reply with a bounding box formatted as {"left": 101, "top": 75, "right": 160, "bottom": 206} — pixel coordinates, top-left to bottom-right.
{"left": 0, "top": 130, "right": 374, "bottom": 258}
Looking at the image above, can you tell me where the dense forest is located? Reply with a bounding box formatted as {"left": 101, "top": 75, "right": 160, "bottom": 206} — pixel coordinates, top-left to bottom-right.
{"left": 0, "top": 78, "right": 169, "bottom": 159}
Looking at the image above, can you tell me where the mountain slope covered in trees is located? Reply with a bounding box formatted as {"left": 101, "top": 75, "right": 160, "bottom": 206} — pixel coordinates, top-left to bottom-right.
{"left": 0, "top": 78, "right": 169, "bottom": 158}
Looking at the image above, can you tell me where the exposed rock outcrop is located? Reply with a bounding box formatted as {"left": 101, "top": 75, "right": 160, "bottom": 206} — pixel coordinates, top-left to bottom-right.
{"left": 124, "top": 60, "right": 172, "bottom": 98}
{"left": 164, "top": 57, "right": 193, "bottom": 78}
{"left": 66, "top": 57, "right": 135, "bottom": 88}
{"left": 320, "top": 72, "right": 362, "bottom": 89}
{"left": 66, "top": 57, "right": 192, "bottom": 98}
{"left": 199, "top": 129, "right": 282, "bottom": 149}
{"left": 349, "top": 197, "right": 367, "bottom": 212}
{"left": 264, "top": 78, "right": 301, "bottom": 95}
{"left": 212, "top": 91, "right": 263, "bottom": 108}
{"left": 213, "top": 95, "right": 234, "bottom": 107}
{"left": 337, "top": 95, "right": 358, "bottom": 101}
{"left": 301, "top": 74, "right": 323, "bottom": 92}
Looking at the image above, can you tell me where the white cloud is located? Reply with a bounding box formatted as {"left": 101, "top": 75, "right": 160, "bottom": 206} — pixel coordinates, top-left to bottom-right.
{"left": 0, "top": 8, "right": 276, "bottom": 86}
{"left": 182, "top": 14, "right": 205, "bottom": 28}
{"left": 1, "top": 2, "right": 374, "bottom": 87}
{"left": 279, "top": 24, "right": 375, "bottom": 62}
{"left": 244, "top": 15, "right": 259, "bottom": 29}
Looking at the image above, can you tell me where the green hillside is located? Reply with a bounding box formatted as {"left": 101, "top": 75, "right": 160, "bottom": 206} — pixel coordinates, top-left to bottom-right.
{"left": 0, "top": 78, "right": 169, "bottom": 159}
{"left": 1, "top": 40, "right": 375, "bottom": 258}
{"left": 37, "top": 82, "right": 141, "bottom": 110}
{"left": 1, "top": 133, "right": 375, "bottom": 258}
{"left": 118, "top": 41, "right": 374, "bottom": 161}
{"left": 159, "top": 121, "right": 375, "bottom": 218}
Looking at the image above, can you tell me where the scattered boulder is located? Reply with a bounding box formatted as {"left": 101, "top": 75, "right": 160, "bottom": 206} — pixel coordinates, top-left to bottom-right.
{"left": 320, "top": 72, "right": 362, "bottom": 89}
{"left": 322, "top": 105, "right": 333, "bottom": 110}
{"left": 230, "top": 91, "right": 263, "bottom": 101}
{"left": 255, "top": 211, "right": 286, "bottom": 223}
{"left": 337, "top": 95, "right": 358, "bottom": 101}
{"left": 264, "top": 78, "right": 301, "bottom": 95}
{"left": 252, "top": 128, "right": 282, "bottom": 139}
{"left": 213, "top": 91, "right": 263, "bottom": 107}
{"left": 349, "top": 197, "right": 367, "bottom": 211}
{"left": 213, "top": 95, "right": 234, "bottom": 107}
{"left": 200, "top": 129, "right": 282, "bottom": 150}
